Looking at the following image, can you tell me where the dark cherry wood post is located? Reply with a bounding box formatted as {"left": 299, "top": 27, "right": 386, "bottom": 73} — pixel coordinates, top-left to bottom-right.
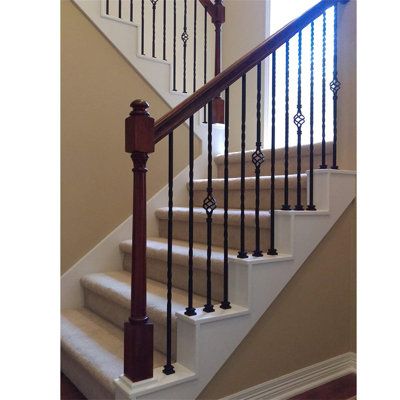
{"left": 211, "top": 0, "right": 225, "bottom": 123}
{"left": 124, "top": 99, "right": 155, "bottom": 383}
{"left": 200, "top": 0, "right": 225, "bottom": 123}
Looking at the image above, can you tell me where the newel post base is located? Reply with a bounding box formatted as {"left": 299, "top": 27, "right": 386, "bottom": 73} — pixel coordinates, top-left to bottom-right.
{"left": 124, "top": 320, "right": 154, "bottom": 382}
{"left": 124, "top": 99, "right": 155, "bottom": 383}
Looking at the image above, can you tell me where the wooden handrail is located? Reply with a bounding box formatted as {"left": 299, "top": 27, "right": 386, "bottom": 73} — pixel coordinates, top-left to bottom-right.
{"left": 154, "top": 0, "right": 343, "bottom": 143}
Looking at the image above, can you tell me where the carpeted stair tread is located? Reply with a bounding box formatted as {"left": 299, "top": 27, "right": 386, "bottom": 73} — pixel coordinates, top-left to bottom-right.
{"left": 191, "top": 173, "right": 307, "bottom": 191}
{"left": 155, "top": 207, "right": 271, "bottom": 227}
{"left": 61, "top": 308, "right": 164, "bottom": 394}
{"left": 120, "top": 237, "right": 240, "bottom": 274}
{"left": 214, "top": 141, "right": 332, "bottom": 166}
{"left": 81, "top": 271, "right": 207, "bottom": 326}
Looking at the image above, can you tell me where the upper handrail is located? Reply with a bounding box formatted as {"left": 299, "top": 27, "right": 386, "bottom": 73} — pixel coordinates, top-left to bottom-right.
{"left": 154, "top": 0, "right": 345, "bottom": 143}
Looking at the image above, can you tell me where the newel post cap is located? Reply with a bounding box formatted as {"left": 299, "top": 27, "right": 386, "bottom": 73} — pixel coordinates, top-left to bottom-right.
{"left": 125, "top": 99, "right": 155, "bottom": 154}
{"left": 212, "top": 0, "right": 225, "bottom": 24}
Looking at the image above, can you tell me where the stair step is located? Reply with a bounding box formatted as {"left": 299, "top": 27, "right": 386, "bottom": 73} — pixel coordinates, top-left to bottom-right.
{"left": 156, "top": 207, "right": 271, "bottom": 250}
{"left": 80, "top": 271, "right": 207, "bottom": 358}
{"left": 215, "top": 142, "right": 333, "bottom": 178}
{"left": 192, "top": 174, "right": 308, "bottom": 209}
{"left": 61, "top": 308, "right": 164, "bottom": 398}
{"left": 120, "top": 237, "right": 236, "bottom": 300}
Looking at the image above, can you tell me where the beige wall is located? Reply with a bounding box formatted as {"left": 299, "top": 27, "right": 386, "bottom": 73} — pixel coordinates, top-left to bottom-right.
{"left": 199, "top": 200, "right": 356, "bottom": 399}
{"left": 222, "top": 0, "right": 269, "bottom": 152}
{"left": 61, "top": 0, "right": 200, "bottom": 274}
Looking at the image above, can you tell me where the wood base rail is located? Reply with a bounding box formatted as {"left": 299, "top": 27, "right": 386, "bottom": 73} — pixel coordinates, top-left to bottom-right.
{"left": 124, "top": 100, "right": 155, "bottom": 382}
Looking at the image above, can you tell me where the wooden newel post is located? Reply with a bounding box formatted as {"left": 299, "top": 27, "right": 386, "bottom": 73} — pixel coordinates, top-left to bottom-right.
{"left": 124, "top": 99, "right": 155, "bottom": 382}
{"left": 211, "top": 0, "right": 225, "bottom": 124}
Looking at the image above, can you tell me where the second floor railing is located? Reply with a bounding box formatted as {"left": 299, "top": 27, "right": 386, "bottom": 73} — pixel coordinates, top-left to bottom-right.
{"left": 104, "top": 0, "right": 225, "bottom": 122}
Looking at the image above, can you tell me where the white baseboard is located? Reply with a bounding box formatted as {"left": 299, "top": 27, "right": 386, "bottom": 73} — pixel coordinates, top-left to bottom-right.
{"left": 220, "top": 352, "right": 356, "bottom": 400}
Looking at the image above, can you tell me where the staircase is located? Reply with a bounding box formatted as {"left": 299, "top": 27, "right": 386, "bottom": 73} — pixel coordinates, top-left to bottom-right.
{"left": 61, "top": 144, "right": 355, "bottom": 400}
{"left": 61, "top": 1, "right": 355, "bottom": 399}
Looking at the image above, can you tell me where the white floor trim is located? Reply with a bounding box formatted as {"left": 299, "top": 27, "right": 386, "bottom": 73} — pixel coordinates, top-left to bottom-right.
{"left": 220, "top": 352, "right": 356, "bottom": 400}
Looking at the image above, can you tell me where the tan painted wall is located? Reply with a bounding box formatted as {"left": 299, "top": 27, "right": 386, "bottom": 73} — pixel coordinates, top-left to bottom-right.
{"left": 222, "top": 0, "right": 269, "bottom": 152}
{"left": 199, "top": 200, "right": 356, "bottom": 399}
{"left": 61, "top": 0, "right": 200, "bottom": 274}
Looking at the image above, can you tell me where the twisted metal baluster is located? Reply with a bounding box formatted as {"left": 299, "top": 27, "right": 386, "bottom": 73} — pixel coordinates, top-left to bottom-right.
{"left": 203, "top": 102, "right": 216, "bottom": 313}
{"left": 163, "top": 0, "right": 166, "bottom": 60}
{"left": 320, "top": 11, "right": 327, "bottom": 169}
{"left": 182, "top": 0, "right": 189, "bottom": 93}
{"left": 185, "top": 116, "right": 196, "bottom": 316}
{"left": 130, "top": 0, "right": 133, "bottom": 22}
{"left": 252, "top": 63, "right": 264, "bottom": 257}
{"left": 141, "top": 0, "right": 145, "bottom": 55}
{"left": 307, "top": 22, "right": 317, "bottom": 211}
{"left": 163, "top": 131, "right": 175, "bottom": 376}
{"left": 268, "top": 53, "right": 278, "bottom": 256}
{"left": 330, "top": 4, "right": 341, "bottom": 169}
{"left": 150, "top": 0, "right": 158, "bottom": 58}
{"left": 294, "top": 30, "right": 305, "bottom": 211}
{"left": 118, "top": 0, "right": 122, "bottom": 18}
{"left": 173, "top": 0, "right": 177, "bottom": 91}
{"left": 203, "top": 7, "right": 207, "bottom": 122}
{"left": 238, "top": 74, "right": 248, "bottom": 259}
{"left": 220, "top": 87, "right": 231, "bottom": 310}
{"left": 193, "top": 0, "right": 197, "bottom": 92}
{"left": 282, "top": 41, "right": 291, "bottom": 210}
{"left": 106, "top": 0, "right": 109, "bottom": 15}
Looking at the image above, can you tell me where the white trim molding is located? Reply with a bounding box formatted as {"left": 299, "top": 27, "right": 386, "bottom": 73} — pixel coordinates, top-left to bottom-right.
{"left": 220, "top": 352, "right": 356, "bottom": 400}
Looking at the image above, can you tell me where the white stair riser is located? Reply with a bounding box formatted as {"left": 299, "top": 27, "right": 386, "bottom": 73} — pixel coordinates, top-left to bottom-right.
{"left": 122, "top": 254, "right": 224, "bottom": 301}
{"left": 217, "top": 154, "right": 329, "bottom": 178}
{"left": 215, "top": 143, "right": 333, "bottom": 179}
{"left": 158, "top": 218, "right": 271, "bottom": 251}
{"left": 193, "top": 187, "right": 307, "bottom": 209}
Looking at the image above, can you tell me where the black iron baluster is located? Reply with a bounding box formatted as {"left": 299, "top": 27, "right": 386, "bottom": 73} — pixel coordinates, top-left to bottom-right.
{"left": 203, "top": 102, "right": 216, "bottom": 313}
{"left": 182, "top": 0, "right": 189, "bottom": 93}
{"left": 106, "top": 0, "right": 109, "bottom": 15}
{"left": 320, "top": 11, "right": 327, "bottom": 169}
{"left": 330, "top": 4, "right": 341, "bottom": 169}
{"left": 185, "top": 117, "right": 196, "bottom": 316}
{"left": 307, "top": 22, "right": 317, "bottom": 211}
{"left": 238, "top": 74, "right": 248, "bottom": 259}
{"left": 163, "top": 131, "right": 175, "bottom": 375}
{"left": 221, "top": 88, "right": 231, "bottom": 310}
{"left": 252, "top": 63, "right": 264, "bottom": 257}
{"left": 294, "top": 30, "right": 305, "bottom": 211}
{"left": 130, "top": 0, "right": 133, "bottom": 22}
{"left": 173, "top": 0, "right": 177, "bottom": 91}
{"left": 150, "top": 0, "right": 158, "bottom": 58}
{"left": 282, "top": 41, "right": 291, "bottom": 210}
{"left": 163, "top": 0, "right": 166, "bottom": 60}
{"left": 203, "top": 7, "right": 207, "bottom": 122}
{"left": 118, "top": 0, "right": 122, "bottom": 18}
{"left": 141, "top": 0, "right": 145, "bottom": 55}
{"left": 268, "top": 53, "right": 278, "bottom": 256}
{"left": 193, "top": 0, "right": 197, "bottom": 92}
